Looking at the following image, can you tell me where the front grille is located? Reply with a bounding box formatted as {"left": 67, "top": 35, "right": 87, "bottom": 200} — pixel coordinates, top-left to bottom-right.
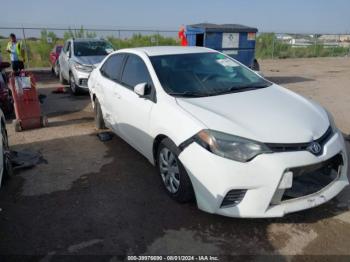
{"left": 281, "top": 153, "right": 343, "bottom": 201}
{"left": 79, "top": 78, "right": 88, "bottom": 87}
{"left": 266, "top": 126, "right": 333, "bottom": 153}
{"left": 221, "top": 189, "right": 247, "bottom": 208}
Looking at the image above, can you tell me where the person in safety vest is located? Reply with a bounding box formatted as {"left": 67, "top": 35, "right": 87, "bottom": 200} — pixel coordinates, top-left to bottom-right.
{"left": 6, "top": 33, "right": 25, "bottom": 72}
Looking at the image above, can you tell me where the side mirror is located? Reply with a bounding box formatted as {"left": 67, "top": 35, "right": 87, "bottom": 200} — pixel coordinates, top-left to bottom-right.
{"left": 134, "top": 82, "right": 147, "bottom": 97}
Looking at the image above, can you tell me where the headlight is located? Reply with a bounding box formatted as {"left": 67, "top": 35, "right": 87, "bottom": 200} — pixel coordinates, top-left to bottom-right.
{"left": 194, "top": 130, "right": 272, "bottom": 162}
{"left": 73, "top": 62, "right": 93, "bottom": 72}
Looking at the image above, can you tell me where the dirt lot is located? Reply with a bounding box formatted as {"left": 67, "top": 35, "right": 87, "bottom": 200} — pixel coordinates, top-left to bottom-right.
{"left": 0, "top": 57, "right": 350, "bottom": 260}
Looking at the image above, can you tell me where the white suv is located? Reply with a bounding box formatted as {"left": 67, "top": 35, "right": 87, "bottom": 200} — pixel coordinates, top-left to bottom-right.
{"left": 58, "top": 38, "right": 113, "bottom": 94}
{"left": 88, "top": 46, "right": 348, "bottom": 218}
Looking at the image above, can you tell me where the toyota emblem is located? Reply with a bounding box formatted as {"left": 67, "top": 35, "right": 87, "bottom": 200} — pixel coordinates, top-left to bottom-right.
{"left": 307, "top": 142, "right": 322, "bottom": 155}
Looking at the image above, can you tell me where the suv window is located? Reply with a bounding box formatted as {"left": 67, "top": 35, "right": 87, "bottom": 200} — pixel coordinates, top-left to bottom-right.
{"left": 121, "top": 55, "right": 152, "bottom": 89}
{"left": 100, "top": 54, "right": 125, "bottom": 81}
{"left": 74, "top": 41, "right": 113, "bottom": 56}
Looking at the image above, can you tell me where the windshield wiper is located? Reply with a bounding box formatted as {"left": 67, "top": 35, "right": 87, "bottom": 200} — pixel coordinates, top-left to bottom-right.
{"left": 230, "top": 84, "right": 270, "bottom": 92}
{"left": 168, "top": 91, "right": 209, "bottom": 97}
{"left": 208, "top": 84, "right": 270, "bottom": 96}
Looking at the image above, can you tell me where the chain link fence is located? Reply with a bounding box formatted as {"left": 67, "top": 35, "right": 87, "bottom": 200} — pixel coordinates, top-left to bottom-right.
{"left": 255, "top": 32, "right": 350, "bottom": 59}
{"left": 1, "top": 27, "right": 349, "bottom": 68}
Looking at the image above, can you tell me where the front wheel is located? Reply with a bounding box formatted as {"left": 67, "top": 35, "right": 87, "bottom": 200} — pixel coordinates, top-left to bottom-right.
{"left": 70, "top": 73, "right": 79, "bottom": 95}
{"left": 157, "top": 138, "right": 194, "bottom": 203}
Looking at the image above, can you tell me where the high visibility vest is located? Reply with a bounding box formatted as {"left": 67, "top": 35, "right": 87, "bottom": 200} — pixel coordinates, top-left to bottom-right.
{"left": 6, "top": 41, "right": 25, "bottom": 61}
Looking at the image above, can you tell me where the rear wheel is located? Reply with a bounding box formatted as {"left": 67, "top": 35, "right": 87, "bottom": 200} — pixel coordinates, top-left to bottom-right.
{"left": 157, "top": 138, "right": 194, "bottom": 203}
{"left": 14, "top": 120, "right": 22, "bottom": 132}
{"left": 94, "top": 98, "right": 106, "bottom": 130}
{"left": 40, "top": 115, "right": 48, "bottom": 127}
{"left": 54, "top": 62, "right": 60, "bottom": 77}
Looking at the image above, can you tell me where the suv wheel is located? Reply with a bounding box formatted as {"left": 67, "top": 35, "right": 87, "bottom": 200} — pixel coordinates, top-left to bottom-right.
{"left": 157, "top": 138, "right": 194, "bottom": 203}
{"left": 70, "top": 73, "right": 79, "bottom": 95}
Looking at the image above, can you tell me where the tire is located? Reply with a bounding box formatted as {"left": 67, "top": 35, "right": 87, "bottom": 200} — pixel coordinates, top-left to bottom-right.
{"left": 94, "top": 98, "right": 106, "bottom": 130}
{"left": 54, "top": 62, "right": 60, "bottom": 77}
{"left": 1, "top": 125, "right": 13, "bottom": 184}
{"left": 14, "top": 120, "right": 22, "bottom": 132}
{"left": 40, "top": 115, "right": 48, "bottom": 127}
{"left": 157, "top": 138, "right": 194, "bottom": 203}
{"left": 70, "top": 73, "right": 79, "bottom": 95}
{"left": 59, "top": 69, "right": 67, "bottom": 84}
{"left": 252, "top": 59, "right": 260, "bottom": 71}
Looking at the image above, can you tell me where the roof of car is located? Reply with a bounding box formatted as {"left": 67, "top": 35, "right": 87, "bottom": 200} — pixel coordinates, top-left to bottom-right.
{"left": 118, "top": 46, "right": 215, "bottom": 56}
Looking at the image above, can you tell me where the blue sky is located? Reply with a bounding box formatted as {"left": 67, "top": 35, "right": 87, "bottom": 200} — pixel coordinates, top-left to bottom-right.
{"left": 0, "top": 0, "right": 349, "bottom": 34}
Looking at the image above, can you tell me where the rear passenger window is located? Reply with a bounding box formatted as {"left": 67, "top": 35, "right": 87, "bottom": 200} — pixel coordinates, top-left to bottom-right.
{"left": 100, "top": 54, "right": 125, "bottom": 81}
{"left": 121, "top": 55, "right": 152, "bottom": 89}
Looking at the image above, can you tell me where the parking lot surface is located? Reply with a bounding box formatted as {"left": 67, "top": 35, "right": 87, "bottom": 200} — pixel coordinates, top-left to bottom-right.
{"left": 0, "top": 57, "right": 350, "bottom": 259}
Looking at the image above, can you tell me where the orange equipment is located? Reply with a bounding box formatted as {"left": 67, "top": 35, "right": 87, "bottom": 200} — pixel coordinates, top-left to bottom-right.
{"left": 9, "top": 70, "right": 47, "bottom": 132}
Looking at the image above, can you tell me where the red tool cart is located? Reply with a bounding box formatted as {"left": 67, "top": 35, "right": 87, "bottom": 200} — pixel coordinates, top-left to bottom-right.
{"left": 9, "top": 71, "right": 47, "bottom": 132}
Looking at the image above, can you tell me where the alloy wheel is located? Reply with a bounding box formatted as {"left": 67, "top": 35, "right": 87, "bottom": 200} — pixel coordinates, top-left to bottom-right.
{"left": 159, "top": 148, "right": 180, "bottom": 193}
{"left": 70, "top": 74, "right": 76, "bottom": 93}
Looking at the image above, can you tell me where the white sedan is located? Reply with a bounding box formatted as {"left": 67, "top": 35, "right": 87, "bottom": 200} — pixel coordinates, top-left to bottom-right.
{"left": 88, "top": 46, "right": 348, "bottom": 218}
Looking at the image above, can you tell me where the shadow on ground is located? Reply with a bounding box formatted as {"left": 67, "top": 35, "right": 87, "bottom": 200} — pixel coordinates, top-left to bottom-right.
{"left": 266, "top": 76, "right": 314, "bottom": 85}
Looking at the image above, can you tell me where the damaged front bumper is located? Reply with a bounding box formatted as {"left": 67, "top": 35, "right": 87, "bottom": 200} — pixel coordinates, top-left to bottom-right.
{"left": 178, "top": 130, "right": 349, "bottom": 218}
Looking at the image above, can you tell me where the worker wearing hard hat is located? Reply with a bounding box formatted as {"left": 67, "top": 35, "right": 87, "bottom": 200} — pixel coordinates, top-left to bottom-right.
{"left": 6, "top": 33, "right": 25, "bottom": 72}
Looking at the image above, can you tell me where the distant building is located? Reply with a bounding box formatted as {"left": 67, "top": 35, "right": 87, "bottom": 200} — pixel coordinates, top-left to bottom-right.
{"left": 276, "top": 34, "right": 293, "bottom": 42}
{"left": 290, "top": 38, "right": 313, "bottom": 47}
{"left": 319, "top": 35, "right": 339, "bottom": 42}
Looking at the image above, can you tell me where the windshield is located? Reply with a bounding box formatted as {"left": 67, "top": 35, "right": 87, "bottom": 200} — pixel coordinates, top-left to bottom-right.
{"left": 73, "top": 41, "right": 113, "bottom": 57}
{"left": 150, "top": 52, "right": 271, "bottom": 97}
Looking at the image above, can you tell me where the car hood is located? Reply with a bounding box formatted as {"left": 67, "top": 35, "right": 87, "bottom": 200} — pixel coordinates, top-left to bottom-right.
{"left": 176, "top": 84, "right": 329, "bottom": 143}
{"left": 75, "top": 56, "right": 106, "bottom": 67}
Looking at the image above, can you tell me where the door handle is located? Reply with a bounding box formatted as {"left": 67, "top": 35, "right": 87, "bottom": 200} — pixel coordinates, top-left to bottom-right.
{"left": 114, "top": 91, "right": 121, "bottom": 99}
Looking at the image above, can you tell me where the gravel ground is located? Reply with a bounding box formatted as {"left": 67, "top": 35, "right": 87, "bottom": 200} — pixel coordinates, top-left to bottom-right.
{"left": 0, "top": 57, "right": 350, "bottom": 261}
